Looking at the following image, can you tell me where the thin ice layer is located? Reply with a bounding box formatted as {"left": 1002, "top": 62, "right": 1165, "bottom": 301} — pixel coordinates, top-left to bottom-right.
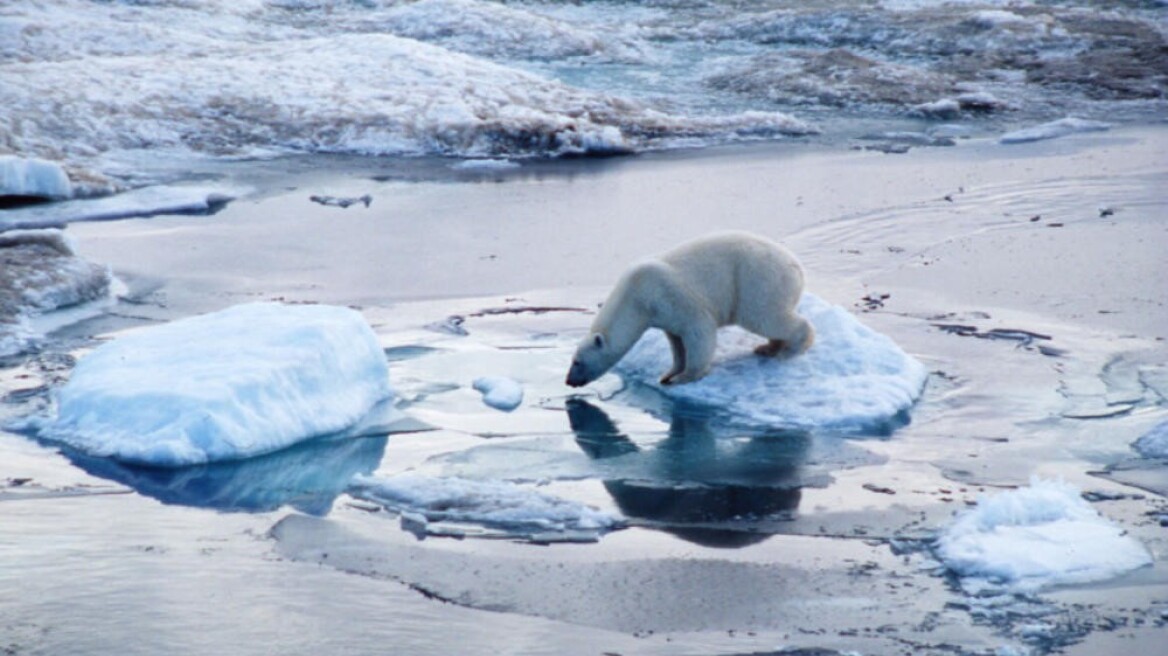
{"left": 935, "top": 478, "right": 1152, "bottom": 593}
{"left": 349, "top": 473, "right": 620, "bottom": 540}
{"left": 614, "top": 293, "right": 928, "bottom": 432}
{"left": 35, "top": 303, "right": 392, "bottom": 467}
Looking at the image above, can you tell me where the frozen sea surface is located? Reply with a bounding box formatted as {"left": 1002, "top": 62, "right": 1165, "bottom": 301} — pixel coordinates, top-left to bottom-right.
{"left": 2, "top": 0, "right": 1165, "bottom": 187}
{"left": 616, "top": 293, "right": 928, "bottom": 432}
{"left": 17, "top": 303, "right": 393, "bottom": 466}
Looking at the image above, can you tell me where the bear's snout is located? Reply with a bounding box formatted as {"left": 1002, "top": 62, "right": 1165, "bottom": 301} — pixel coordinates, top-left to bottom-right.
{"left": 565, "top": 360, "right": 590, "bottom": 387}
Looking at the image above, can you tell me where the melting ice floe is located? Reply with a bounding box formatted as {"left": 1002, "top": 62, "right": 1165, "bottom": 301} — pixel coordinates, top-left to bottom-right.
{"left": 935, "top": 478, "right": 1152, "bottom": 593}
{"left": 349, "top": 473, "right": 621, "bottom": 542}
{"left": 615, "top": 293, "right": 928, "bottom": 433}
{"left": 20, "top": 303, "right": 393, "bottom": 467}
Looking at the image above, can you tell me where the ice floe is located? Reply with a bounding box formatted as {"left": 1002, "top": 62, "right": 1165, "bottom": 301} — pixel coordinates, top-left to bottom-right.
{"left": 0, "top": 229, "right": 113, "bottom": 357}
{"left": 0, "top": 185, "right": 241, "bottom": 231}
{"left": 22, "top": 303, "right": 393, "bottom": 467}
{"left": 935, "top": 478, "right": 1152, "bottom": 593}
{"left": 472, "top": 376, "right": 524, "bottom": 412}
{"left": 0, "top": 156, "right": 72, "bottom": 202}
{"left": 349, "top": 473, "right": 621, "bottom": 542}
{"left": 1000, "top": 118, "right": 1111, "bottom": 144}
{"left": 1133, "top": 421, "right": 1168, "bottom": 459}
{"left": 614, "top": 293, "right": 928, "bottom": 433}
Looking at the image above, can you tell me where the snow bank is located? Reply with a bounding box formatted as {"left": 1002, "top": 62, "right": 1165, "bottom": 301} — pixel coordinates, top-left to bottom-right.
{"left": 0, "top": 156, "right": 72, "bottom": 201}
{"left": 31, "top": 303, "right": 392, "bottom": 467}
{"left": 1000, "top": 118, "right": 1111, "bottom": 144}
{"left": 614, "top": 293, "right": 928, "bottom": 432}
{"left": 472, "top": 376, "right": 524, "bottom": 411}
{"left": 935, "top": 478, "right": 1152, "bottom": 593}
{"left": 1133, "top": 421, "right": 1168, "bottom": 459}
{"left": 349, "top": 473, "right": 621, "bottom": 541}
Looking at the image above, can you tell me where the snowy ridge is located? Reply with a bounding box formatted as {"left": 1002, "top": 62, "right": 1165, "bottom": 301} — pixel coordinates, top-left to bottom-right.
{"left": 935, "top": 478, "right": 1152, "bottom": 593}
{"left": 615, "top": 293, "right": 928, "bottom": 433}
{"left": 24, "top": 303, "right": 393, "bottom": 467}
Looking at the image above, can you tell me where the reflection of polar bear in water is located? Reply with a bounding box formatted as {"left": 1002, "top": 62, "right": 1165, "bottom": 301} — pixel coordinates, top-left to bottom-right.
{"left": 566, "top": 232, "right": 813, "bottom": 387}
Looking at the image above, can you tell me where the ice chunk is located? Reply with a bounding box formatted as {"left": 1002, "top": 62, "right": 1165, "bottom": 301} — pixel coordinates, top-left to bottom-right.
{"left": 935, "top": 478, "right": 1152, "bottom": 593}
{"left": 614, "top": 293, "right": 928, "bottom": 433}
{"left": 472, "top": 376, "right": 524, "bottom": 411}
{"left": 1133, "top": 421, "right": 1168, "bottom": 459}
{"left": 0, "top": 229, "right": 113, "bottom": 357}
{"left": 0, "top": 156, "right": 72, "bottom": 201}
{"left": 349, "top": 473, "right": 621, "bottom": 541}
{"left": 30, "top": 303, "right": 393, "bottom": 467}
{"left": 1000, "top": 118, "right": 1111, "bottom": 144}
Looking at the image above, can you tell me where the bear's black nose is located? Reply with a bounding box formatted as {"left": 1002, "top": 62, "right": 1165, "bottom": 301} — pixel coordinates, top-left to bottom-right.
{"left": 565, "top": 361, "right": 588, "bottom": 387}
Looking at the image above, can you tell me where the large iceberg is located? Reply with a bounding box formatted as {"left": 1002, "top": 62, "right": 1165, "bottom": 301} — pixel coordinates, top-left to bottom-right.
{"left": 614, "top": 293, "right": 928, "bottom": 432}
{"left": 27, "top": 303, "right": 393, "bottom": 467}
{"left": 935, "top": 478, "right": 1152, "bottom": 593}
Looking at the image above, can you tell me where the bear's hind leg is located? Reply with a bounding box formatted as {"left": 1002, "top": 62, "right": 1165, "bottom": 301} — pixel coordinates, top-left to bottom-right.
{"left": 754, "top": 339, "right": 785, "bottom": 357}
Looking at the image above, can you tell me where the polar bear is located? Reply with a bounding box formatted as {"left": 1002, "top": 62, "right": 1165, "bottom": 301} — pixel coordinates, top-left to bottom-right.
{"left": 565, "top": 232, "right": 813, "bottom": 387}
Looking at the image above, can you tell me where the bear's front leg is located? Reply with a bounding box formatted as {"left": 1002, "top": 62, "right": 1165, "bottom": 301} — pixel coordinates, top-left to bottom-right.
{"left": 660, "top": 332, "right": 687, "bottom": 385}
{"left": 661, "top": 323, "right": 715, "bottom": 385}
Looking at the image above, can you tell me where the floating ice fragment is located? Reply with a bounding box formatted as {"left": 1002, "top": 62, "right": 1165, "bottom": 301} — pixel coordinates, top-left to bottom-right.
{"left": 935, "top": 478, "right": 1152, "bottom": 593}
{"left": 26, "top": 303, "right": 393, "bottom": 467}
{"left": 349, "top": 473, "right": 621, "bottom": 541}
{"left": 1000, "top": 118, "right": 1110, "bottom": 144}
{"left": 614, "top": 293, "right": 928, "bottom": 433}
{"left": 472, "top": 376, "right": 524, "bottom": 411}
{"left": 1133, "top": 421, "right": 1168, "bottom": 459}
{"left": 0, "top": 156, "right": 72, "bottom": 201}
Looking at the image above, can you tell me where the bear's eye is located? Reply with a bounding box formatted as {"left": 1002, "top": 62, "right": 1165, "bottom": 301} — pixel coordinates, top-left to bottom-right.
{"left": 593, "top": 334, "right": 605, "bottom": 349}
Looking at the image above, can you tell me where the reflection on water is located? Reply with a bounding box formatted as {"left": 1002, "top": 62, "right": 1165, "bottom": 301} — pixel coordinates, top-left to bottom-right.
{"left": 63, "top": 435, "right": 388, "bottom": 515}
{"left": 567, "top": 398, "right": 808, "bottom": 548}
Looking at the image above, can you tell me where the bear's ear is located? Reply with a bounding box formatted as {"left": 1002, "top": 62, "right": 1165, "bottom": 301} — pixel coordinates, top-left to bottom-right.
{"left": 593, "top": 333, "right": 606, "bottom": 349}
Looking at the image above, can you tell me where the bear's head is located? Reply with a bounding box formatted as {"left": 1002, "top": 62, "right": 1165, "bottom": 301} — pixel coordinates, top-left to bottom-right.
{"left": 566, "top": 332, "right": 619, "bottom": 387}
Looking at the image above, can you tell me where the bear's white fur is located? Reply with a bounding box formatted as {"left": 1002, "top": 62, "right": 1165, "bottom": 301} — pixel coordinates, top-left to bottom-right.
{"left": 566, "top": 231, "right": 813, "bottom": 387}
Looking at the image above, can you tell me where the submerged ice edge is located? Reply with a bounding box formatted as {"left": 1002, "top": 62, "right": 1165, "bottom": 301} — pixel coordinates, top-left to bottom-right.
{"left": 348, "top": 473, "right": 623, "bottom": 542}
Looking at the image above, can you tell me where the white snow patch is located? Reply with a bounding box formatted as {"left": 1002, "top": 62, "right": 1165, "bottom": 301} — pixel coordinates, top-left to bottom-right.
{"left": 1133, "top": 420, "right": 1168, "bottom": 459}
{"left": 614, "top": 293, "right": 928, "bottom": 432}
{"left": 349, "top": 473, "right": 621, "bottom": 540}
{"left": 935, "top": 478, "right": 1152, "bottom": 593}
{"left": 0, "top": 156, "right": 72, "bottom": 201}
{"left": 27, "top": 303, "right": 392, "bottom": 467}
{"left": 1000, "top": 118, "right": 1111, "bottom": 144}
{"left": 472, "top": 376, "right": 524, "bottom": 411}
